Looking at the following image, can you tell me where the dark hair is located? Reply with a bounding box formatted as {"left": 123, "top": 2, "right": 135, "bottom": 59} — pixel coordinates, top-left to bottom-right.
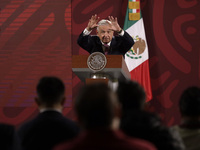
{"left": 179, "top": 86, "right": 200, "bottom": 117}
{"left": 75, "top": 83, "right": 118, "bottom": 129}
{"left": 117, "top": 80, "right": 146, "bottom": 111}
{"left": 36, "top": 76, "right": 65, "bottom": 106}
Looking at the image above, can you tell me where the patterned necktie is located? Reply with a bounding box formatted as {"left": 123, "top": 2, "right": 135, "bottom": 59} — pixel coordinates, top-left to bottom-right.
{"left": 103, "top": 43, "right": 110, "bottom": 55}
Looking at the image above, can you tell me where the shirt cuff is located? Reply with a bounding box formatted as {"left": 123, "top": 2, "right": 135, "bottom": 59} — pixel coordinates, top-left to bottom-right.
{"left": 83, "top": 28, "right": 92, "bottom": 36}
{"left": 118, "top": 29, "right": 124, "bottom": 36}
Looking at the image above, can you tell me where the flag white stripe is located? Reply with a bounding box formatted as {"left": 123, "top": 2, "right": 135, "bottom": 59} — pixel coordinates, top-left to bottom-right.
{"left": 125, "top": 18, "right": 149, "bottom": 71}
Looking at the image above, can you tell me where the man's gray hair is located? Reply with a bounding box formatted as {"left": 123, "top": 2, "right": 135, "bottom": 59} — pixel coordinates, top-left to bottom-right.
{"left": 97, "top": 19, "right": 111, "bottom": 31}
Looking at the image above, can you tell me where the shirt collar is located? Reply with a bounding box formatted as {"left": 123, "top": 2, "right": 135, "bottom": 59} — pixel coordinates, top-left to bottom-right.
{"left": 40, "top": 108, "right": 62, "bottom": 113}
{"left": 101, "top": 41, "right": 111, "bottom": 46}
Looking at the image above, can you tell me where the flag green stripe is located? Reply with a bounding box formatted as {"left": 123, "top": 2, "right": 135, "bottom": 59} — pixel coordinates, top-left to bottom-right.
{"left": 123, "top": 4, "right": 142, "bottom": 30}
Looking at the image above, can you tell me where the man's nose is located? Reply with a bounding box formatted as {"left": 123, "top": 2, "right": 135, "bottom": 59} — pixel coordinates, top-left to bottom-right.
{"left": 104, "top": 32, "right": 109, "bottom": 36}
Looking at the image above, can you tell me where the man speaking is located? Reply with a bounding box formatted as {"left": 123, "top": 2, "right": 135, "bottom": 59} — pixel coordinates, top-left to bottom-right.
{"left": 77, "top": 14, "right": 134, "bottom": 56}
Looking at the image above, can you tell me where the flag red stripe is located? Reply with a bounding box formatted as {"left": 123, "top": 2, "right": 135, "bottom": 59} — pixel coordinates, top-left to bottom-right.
{"left": 130, "top": 59, "right": 152, "bottom": 102}
{"left": 136, "top": 9, "right": 140, "bottom": 13}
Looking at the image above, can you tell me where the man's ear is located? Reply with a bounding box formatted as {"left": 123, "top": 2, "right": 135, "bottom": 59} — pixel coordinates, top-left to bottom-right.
{"left": 60, "top": 96, "right": 66, "bottom": 106}
{"left": 35, "top": 97, "right": 40, "bottom": 106}
{"left": 115, "top": 103, "right": 122, "bottom": 119}
{"left": 75, "top": 113, "right": 83, "bottom": 128}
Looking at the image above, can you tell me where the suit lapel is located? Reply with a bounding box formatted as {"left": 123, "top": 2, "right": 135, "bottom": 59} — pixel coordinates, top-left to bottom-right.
{"left": 93, "top": 37, "right": 104, "bottom": 53}
{"left": 109, "top": 37, "right": 117, "bottom": 54}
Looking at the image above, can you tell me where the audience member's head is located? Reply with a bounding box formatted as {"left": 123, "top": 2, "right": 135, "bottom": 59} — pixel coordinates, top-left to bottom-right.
{"left": 179, "top": 86, "right": 200, "bottom": 118}
{"left": 35, "top": 76, "right": 65, "bottom": 108}
{"left": 18, "top": 76, "right": 80, "bottom": 150}
{"left": 75, "top": 83, "right": 120, "bottom": 129}
{"left": 118, "top": 80, "right": 186, "bottom": 150}
{"left": 117, "top": 80, "right": 146, "bottom": 111}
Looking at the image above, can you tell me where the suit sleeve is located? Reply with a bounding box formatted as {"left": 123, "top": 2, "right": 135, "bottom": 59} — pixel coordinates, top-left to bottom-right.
{"left": 77, "top": 32, "right": 93, "bottom": 53}
{"left": 120, "top": 31, "right": 135, "bottom": 54}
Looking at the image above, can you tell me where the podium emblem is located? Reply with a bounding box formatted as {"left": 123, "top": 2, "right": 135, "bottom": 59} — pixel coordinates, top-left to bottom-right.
{"left": 87, "top": 52, "right": 107, "bottom": 72}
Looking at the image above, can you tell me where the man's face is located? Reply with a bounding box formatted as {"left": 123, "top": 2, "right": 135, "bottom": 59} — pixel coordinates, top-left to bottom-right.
{"left": 97, "top": 25, "right": 114, "bottom": 44}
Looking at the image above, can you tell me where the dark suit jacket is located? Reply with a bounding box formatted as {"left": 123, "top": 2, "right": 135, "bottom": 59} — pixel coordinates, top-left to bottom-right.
{"left": 0, "top": 123, "right": 21, "bottom": 150}
{"left": 77, "top": 31, "right": 134, "bottom": 56}
{"left": 17, "top": 110, "right": 79, "bottom": 150}
{"left": 120, "top": 110, "right": 185, "bottom": 150}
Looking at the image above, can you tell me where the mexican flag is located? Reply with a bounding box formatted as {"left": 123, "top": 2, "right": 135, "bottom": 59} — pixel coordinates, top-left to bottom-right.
{"left": 124, "top": 0, "right": 152, "bottom": 101}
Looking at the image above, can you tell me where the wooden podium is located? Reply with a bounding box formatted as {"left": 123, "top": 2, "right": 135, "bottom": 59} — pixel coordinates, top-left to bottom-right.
{"left": 72, "top": 55, "right": 130, "bottom": 84}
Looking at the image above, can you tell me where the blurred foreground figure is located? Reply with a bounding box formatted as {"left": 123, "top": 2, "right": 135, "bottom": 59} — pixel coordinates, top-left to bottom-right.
{"left": 117, "top": 80, "right": 185, "bottom": 150}
{"left": 0, "top": 123, "right": 21, "bottom": 150}
{"left": 18, "top": 76, "right": 79, "bottom": 150}
{"left": 172, "top": 86, "right": 200, "bottom": 150}
{"left": 54, "top": 83, "right": 156, "bottom": 150}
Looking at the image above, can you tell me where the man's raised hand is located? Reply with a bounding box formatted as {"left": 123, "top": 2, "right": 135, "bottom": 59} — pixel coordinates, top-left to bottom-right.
{"left": 108, "top": 16, "right": 121, "bottom": 32}
{"left": 86, "top": 14, "right": 100, "bottom": 31}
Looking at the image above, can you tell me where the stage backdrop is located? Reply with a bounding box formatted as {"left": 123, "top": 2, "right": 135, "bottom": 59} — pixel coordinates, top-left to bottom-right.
{"left": 0, "top": 0, "right": 199, "bottom": 126}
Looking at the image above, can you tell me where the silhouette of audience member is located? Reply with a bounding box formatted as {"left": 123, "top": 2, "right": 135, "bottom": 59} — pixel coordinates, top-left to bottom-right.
{"left": 117, "top": 80, "right": 185, "bottom": 150}
{"left": 54, "top": 83, "right": 156, "bottom": 150}
{"left": 172, "top": 86, "right": 200, "bottom": 150}
{"left": 0, "top": 123, "right": 21, "bottom": 150}
{"left": 17, "top": 76, "right": 79, "bottom": 150}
